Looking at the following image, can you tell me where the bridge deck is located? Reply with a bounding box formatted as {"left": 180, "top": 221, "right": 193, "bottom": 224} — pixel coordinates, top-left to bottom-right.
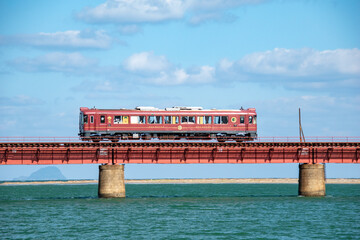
{"left": 1, "top": 141, "right": 359, "bottom": 165}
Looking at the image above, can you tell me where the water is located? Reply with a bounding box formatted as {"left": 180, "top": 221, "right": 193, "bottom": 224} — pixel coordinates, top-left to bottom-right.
{"left": 1, "top": 184, "right": 359, "bottom": 239}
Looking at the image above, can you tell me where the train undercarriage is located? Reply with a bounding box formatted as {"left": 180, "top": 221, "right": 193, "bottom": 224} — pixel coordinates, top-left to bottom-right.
{"left": 80, "top": 132, "right": 257, "bottom": 142}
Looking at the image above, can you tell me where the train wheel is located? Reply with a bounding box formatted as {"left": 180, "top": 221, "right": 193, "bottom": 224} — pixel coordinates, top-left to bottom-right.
{"left": 81, "top": 137, "right": 91, "bottom": 142}
{"left": 159, "top": 135, "right": 169, "bottom": 140}
{"left": 91, "top": 136, "right": 101, "bottom": 142}
{"left": 110, "top": 137, "right": 119, "bottom": 143}
{"left": 142, "top": 135, "right": 151, "bottom": 140}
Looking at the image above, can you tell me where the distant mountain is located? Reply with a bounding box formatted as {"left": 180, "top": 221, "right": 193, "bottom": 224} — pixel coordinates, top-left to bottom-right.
{"left": 13, "top": 166, "right": 67, "bottom": 181}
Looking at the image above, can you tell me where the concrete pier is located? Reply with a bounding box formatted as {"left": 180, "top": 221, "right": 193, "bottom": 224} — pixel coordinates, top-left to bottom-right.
{"left": 298, "top": 163, "right": 326, "bottom": 197}
{"left": 98, "top": 164, "right": 125, "bottom": 198}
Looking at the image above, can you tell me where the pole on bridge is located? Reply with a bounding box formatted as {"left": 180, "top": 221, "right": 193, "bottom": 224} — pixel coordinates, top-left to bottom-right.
{"left": 98, "top": 164, "right": 125, "bottom": 198}
{"left": 299, "top": 108, "right": 306, "bottom": 143}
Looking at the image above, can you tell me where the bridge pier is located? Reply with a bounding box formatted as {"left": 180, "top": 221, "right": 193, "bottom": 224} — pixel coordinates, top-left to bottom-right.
{"left": 298, "top": 163, "right": 325, "bottom": 197}
{"left": 98, "top": 164, "right": 125, "bottom": 198}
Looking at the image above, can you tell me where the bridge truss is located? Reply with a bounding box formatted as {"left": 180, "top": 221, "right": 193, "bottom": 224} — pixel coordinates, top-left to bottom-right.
{"left": 1, "top": 142, "right": 359, "bottom": 165}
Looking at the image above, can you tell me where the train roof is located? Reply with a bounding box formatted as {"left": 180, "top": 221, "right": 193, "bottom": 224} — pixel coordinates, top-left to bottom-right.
{"left": 80, "top": 106, "right": 256, "bottom": 113}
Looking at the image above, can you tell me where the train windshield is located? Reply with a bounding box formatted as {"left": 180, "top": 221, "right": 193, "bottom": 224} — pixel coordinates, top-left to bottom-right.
{"left": 248, "top": 115, "right": 257, "bottom": 124}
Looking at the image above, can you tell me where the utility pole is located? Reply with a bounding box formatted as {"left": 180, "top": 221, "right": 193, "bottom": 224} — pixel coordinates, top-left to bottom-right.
{"left": 299, "top": 108, "right": 306, "bottom": 143}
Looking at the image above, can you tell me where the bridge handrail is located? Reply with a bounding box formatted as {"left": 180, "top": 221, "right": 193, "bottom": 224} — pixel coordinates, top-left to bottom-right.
{"left": 0, "top": 136, "right": 359, "bottom": 143}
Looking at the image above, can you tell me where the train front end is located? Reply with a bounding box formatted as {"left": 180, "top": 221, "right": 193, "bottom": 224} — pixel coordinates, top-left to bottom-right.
{"left": 79, "top": 107, "right": 90, "bottom": 140}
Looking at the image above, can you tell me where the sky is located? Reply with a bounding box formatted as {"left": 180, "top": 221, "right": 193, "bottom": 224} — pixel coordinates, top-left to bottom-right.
{"left": 0, "top": 0, "right": 359, "bottom": 180}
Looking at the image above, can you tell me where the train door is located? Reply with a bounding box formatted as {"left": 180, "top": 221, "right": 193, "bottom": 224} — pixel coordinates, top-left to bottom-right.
{"left": 87, "top": 114, "right": 96, "bottom": 131}
{"left": 239, "top": 115, "right": 246, "bottom": 131}
{"left": 248, "top": 115, "right": 255, "bottom": 132}
{"left": 89, "top": 115, "right": 96, "bottom": 131}
{"left": 79, "top": 112, "right": 84, "bottom": 133}
{"left": 99, "top": 114, "right": 107, "bottom": 132}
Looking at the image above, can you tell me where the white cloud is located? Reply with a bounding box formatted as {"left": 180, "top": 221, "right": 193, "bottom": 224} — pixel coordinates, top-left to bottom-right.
{"left": 146, "top": 66, "right": 215, "bottom": 85}
{"left": 188, "top": 12, "right": 225, "bottom": 25}
{"left": 78, "top": 0, "right": 185, "bottom": 23}
{"left": 0, "top": 30, "right": 112, "bottom": 49}
{"left": 187, "top": 0, "right": 264, "bottom": 11}
{"left": 214, "top": 48, "right": 360, "bottom": 90}
{"left": 78, "top": 0, "right": 264, "bottom": 24}
{"left": 124, "top": 51, "right": 171, "bottom": 72}
{"left": 123, "top": 51, "right": 215, "bottom": 85}
{"left": 7, "top": 48, "right": 359, "bottom": 89}
{"left": 218, "top": 58, "right": 234, "bottom": 71}
{"left": 235, "top": 48, "right": 360, "bottom": 77}
{"left": 10, "top": 52, "right": 98, "bottom": 73}
{"left": 173, "top": 69, "right": 189, "bottom": 83}
{"left": 149, "top": 69, "right": 187, "bottom": 85}
{"left": 188, "top": 66, "right": 215, "bottom": 83}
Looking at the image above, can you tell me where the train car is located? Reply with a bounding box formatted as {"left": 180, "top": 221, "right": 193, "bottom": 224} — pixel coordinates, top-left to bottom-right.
{"left": 79, "top": 106, "right": 257, "bottom": 142}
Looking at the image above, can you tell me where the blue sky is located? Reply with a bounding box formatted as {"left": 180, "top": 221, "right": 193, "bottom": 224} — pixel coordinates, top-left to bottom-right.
{"left": 1, "top": 0, "right": 359, "bottom": 180}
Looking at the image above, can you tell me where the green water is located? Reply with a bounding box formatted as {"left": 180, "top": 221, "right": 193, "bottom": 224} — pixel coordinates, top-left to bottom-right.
{"left": 1, "top": 184, "right": 359, "bottom": 239}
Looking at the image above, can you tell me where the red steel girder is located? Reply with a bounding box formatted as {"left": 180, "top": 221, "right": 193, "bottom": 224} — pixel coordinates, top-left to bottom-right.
{"left": 0, "top": 142, "right": 359, "bottom": 165}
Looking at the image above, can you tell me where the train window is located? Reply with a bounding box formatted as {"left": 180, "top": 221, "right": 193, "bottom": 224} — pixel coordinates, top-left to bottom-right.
{"left": 222, "top": 116, "right": 228, "bottom": 124}
{"left": 139, "top": 116, "right": 145, "bottom": 124}
{"left": 254, "top": 115, "right": 257, "bottom": 124}
{"left": 114, "top": 116, "right": 122, "bottom": 124}
{"left": 164, "top": 116, "right": 179, "bottom": 124}
{"left": 164, "top": 116, "right": 171, "bottom": 124}
{"left": 83, "top": 115, "right": 88, "bottom": 124}
{"left": 197, "top": 116, "right": 212, "bottom": 124}
{"left": 131, "top": 116, "right": 137, "bottom": 124}
{"left": 181, "top": 116, "right": 186, "bottom": 123}
{"left": 114, "top": 116, "right": 129, "bottom": 124}
{"left": 90, "top": 116, "right": 94, "bottom": 123}
{"left": 249, "top": 116, "right": 253, "bottom": 124}
{"left": 174, "top": 116, "right": 179, "bottom": 124}
{"left": 240, "top": 116, "right": 245, "bottom": 124}
{"left": 214, "top": 116, "right": 228, "bottom": 124}
{"left": 130, "top": 116, "right": 145, "bottom": 124}
{"left": 205, "top": 116, "right": 211, "bottom": 124}
{"left": 181, "top": 116, "right": 195, "bottom": 124}
{"left": 148, "top": 116, "right": 162, "bottom": 124}
{"left": 123, "top": 116, "right": 129, "bottom": 124}
{"left": 100, "top": 115, "right": 105, "bottom": 124}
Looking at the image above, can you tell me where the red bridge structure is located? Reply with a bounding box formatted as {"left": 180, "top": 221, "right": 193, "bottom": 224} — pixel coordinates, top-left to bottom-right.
{"left": 1, "top": 137, "right": 359, "bottom": 198}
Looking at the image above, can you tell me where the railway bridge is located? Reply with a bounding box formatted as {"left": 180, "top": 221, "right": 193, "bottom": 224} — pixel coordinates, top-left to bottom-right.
{"left": 1, "top": 137, "right": 359, "bottom": 198}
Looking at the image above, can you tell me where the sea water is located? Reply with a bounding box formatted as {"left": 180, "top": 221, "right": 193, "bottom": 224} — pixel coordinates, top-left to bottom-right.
{"left": 1, "top": 183, "right": 359, "bottom": 239}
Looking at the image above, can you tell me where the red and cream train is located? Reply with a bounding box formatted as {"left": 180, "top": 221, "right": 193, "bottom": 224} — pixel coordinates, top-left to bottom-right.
{"left": 79, "top": 106, "right": 257, "bottom": 142}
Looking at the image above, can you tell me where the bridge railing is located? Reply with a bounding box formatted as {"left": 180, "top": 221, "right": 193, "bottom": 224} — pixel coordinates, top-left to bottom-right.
{"left": 0, "top": 136, "right": 359, "bottom": 143}
{"left": 0, "top": 137, "right": 82, "bottom": 143}
{"left": 254, "top": 136, "right": 360, "bottom": 142}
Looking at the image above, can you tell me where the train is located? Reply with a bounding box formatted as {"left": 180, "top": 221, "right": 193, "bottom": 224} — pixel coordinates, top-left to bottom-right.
{"left": 79, "top": 106, "right": 257, "bottom": 142}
